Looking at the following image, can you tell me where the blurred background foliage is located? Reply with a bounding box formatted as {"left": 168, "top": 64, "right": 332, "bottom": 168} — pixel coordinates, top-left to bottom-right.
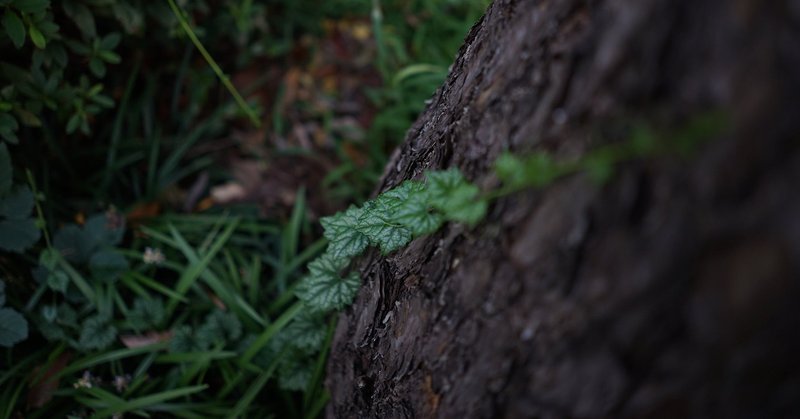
{"left": 0, "top": 0, "right": 488, "bottom": 416}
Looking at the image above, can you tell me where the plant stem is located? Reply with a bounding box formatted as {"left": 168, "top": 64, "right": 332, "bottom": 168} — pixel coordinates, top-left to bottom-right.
{"left": 166, "top": 0, "right": 261, "bottom": 128}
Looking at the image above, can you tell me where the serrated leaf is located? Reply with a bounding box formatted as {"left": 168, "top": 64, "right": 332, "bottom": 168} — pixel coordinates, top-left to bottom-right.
{"left": 426, "top": 168, "right": 465, "bottom": 198}
{"left": 196, "top": 310, "right": 242, "bottom": 347}
{"left": 41, "top": 303, "right": 76, "bottom": 328}
{"left": 84, "top": 212, "right": 125, "bottom": 246}
{"left": 127, "top": 297, "right": 165, "bottom": 331}
{"left": 77, "top": 315, "right": 116, "bottom": 351}
{"left": 391, "top": 180, "right": 443, "bottom": 236}
{"left": 356, "top": 200, "right": 412, "bottom": 254}
{"left": 46, "top": 269, "right": 68, "bottom": 293}
{"left": 296, "top": 253, "right": 360, "bottom": 313}
{"left": 0, "top": 307, "right": 28, "bottom": 347}
{"left": 280, "top": 313, "right": 326, "bottom": 352}
{"left": 495, "top": 153, "right": 526, "bottom": 187}
{"left": 0, "top": 218, "right": 40, "bottom": 252}
{"left": 426, "top": 169, "right": 487, "bottom": 225}
{"left": 277, "top": 355, "right": 313, "bottom": 391}
{"left": 441, "top": 184, "right": 487, "bottom": 225}
{"left": 2, "top": 10, "right": 25, "bottom": 49}
{"left": 37, "top": 319, "right": 65, "bottom": 341}
{"left": 0, "top": 143, "right": 11, "bottom": 196}
{"left": 0, "top": 185, "right": 34, "bottom": 219}
{"left": 56, "top": 303, "right": 77, "bottom": 327}
{"left": 53, "top": 224, "right": 93, "bottom": 263}
{"left": 321, "top": 206, "right": 369, "bottom": 259}
{"left": 169, "top": 325, "right": 206, "bottom": 352}
{"left": 88, "top": 249, "right": 128, "bottom": 282}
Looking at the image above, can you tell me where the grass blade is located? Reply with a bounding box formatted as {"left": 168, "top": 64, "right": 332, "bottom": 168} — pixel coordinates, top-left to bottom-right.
{"left": 94, "top": 384, "right": 209, "bottom": 417}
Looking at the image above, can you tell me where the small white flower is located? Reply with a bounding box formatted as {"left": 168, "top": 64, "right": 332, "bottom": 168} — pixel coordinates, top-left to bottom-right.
{"left": 143, "top": 247, "right": 165, "bottom": 265}
{"left": 113, "top": 374, "right": 131, "bottom": 392}
{"left": 74, "top": 371, "right": 93, "bottom": 389}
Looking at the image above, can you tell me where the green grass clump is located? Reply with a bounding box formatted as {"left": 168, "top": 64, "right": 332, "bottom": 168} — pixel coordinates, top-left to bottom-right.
{"left": 0, "top": 0, "right": 486, "bottom": 416}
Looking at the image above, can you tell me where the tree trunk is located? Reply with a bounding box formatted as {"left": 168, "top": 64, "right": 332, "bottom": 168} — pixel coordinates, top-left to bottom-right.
{"left": 327, "top": 0, "right": 800, "bottom": 417}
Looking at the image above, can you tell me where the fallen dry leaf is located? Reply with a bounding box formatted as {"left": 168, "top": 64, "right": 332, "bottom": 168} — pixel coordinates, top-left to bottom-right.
{"left": 119, "top": 331, "right": 174, "bottom": 348}
{"left": 210, "top": 182, "right": 247, "bottom": 204}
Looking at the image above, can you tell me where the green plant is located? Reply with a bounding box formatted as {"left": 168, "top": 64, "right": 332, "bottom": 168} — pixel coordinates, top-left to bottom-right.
{"left": 288, "top": 113, "right": 727, "bottom": 372}
{"left": 0, "top": 280, "right": 28, "bottom": 347}
{"left": 0, "top": 143, "right": 40, "bottom": 253}
{"left": 0, "top": 1, "right": 492, "bottom": 416}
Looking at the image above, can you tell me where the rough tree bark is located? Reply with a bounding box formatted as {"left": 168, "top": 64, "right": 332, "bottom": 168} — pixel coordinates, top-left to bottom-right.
{"left": 327, "top": 0, "right": 800, "bottom": 417}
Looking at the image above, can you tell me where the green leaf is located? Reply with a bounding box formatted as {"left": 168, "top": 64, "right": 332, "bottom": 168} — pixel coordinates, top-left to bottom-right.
{"left": 0, "top": 113, "right": 18, "bottom": 131}
{"left": 111, "top": 2, "right": 144, "bottom": 33}
{"left": 357, "top": 200, "right": 412, "bottom": 254}
{"left": 0, "top": 128, "right": 18, "bottom": 144}
{"left": 62, "top": 1, "right": 96, "bottom": 38}
{"left": 0, "top": 186, "right": 34, "bottom": 219}
{"left": 98, "top": 50, "right": 121, "bottom": 64}
{"left": 37, "top": 318, "right": 65, "bottom": 341}
{"left": 41, "top": 304, "right": 57, "bottom": 322}
{"left": 127, "top": 297, "right": 165, "bottom": 331}
{"left": 426, "top": 169, "right": 487, "bottom": 225}
{"left": 169, "top": 325, "right": 206, "bottom": 352}
{"left": 0, "top": 218, "right": 40, "bottom": 252}
{"left": 88, "top": 57, "right": 105, "bottom": 77}
{"left": 77, "top": 315, "right": 117, "bottom": 351}
{"left": 495, "top": 153, "right": 527, "bottom": 188}
{"left": 279, "top": 313, "right": 326, "bottom": 353}
{"left": 295, "top": 253, "right": 360, "bottom": 313}
{"left": 53, "top": 224, "right": 93, "bottom": 263}
{"left": 14, "top": 108, "right": 41, "bottom": 127}
{"left": 2, "top": 10, "right": 25, "bottom": 49}
{"left": 84, "top": 212, "right": 125, "bottom": 246}
{"left": 390, "top": 180, "right": 443, "bottom": 236}
{"left": 320, "top": 206, "right": 369, "bottom": 259}
{"left": 195, "top": 310, "right": 242, "bottom": 348}
{"left": 278, "top": 354, "right": 313, "bottom": 391}
{"left": 583, "top": 154, "right": 615, "bottom": 184}
{"left": 89, "top": 249, "right": 128, "bottom": 282}
{"left": 99, "top": 32, "right": 121, "bottom": 50}
{"left": 0, "top": 307, "right": 28, "bottom": 347}
{"left": 0, "top": 143, "right": 11, "bottom": 196}
{"left": 40, "top": 304, "right": 77, "bottom": 330}
{"left": 46, "top": 269, "right": 69, "bottom": 293}
{"left": 13, "top": 0, "right": 51, "bottom": 14}
{"left": 51, "top": 212, "right": 125, "bottom": 263}
{"left": 28, "top": 25, "right": 46, "bottom": 49}
{"left": 66, "top": 113, "right": 81, "bottom": 134}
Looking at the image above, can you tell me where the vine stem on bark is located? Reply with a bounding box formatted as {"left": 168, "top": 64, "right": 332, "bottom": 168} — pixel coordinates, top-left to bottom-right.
{"left": 327, "top": 0, "right": 800, "bottom": 417}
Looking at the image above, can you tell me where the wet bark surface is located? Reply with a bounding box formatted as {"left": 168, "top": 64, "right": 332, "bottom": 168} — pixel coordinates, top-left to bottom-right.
{"left": 327, "top": 0, "right": 800, "bottom": 417}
